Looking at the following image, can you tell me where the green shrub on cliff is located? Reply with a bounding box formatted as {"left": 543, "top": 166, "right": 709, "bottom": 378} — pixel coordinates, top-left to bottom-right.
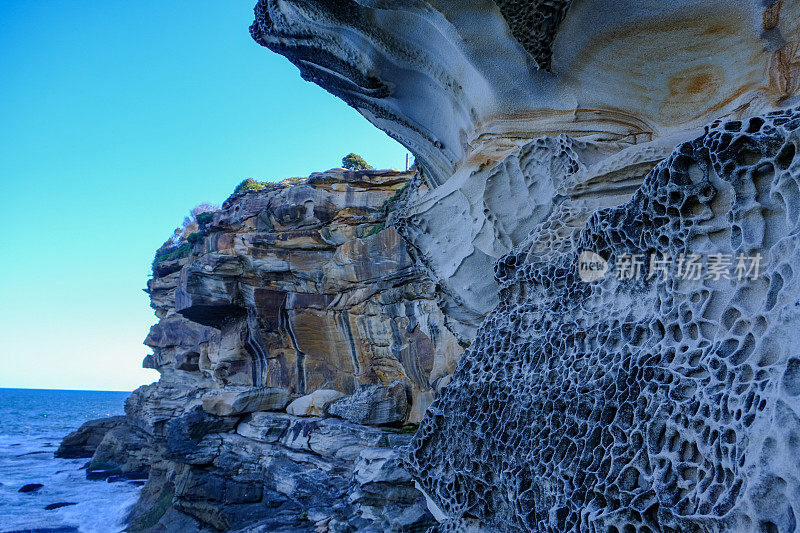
{"left": 365, "top": 223, "right": 385, "bottom": 237}
{"left": 152, "top": 243, "right": 192, "bottom": 267}
{"left": 187, "top": 232, "right": 202, "bottom": 244}
{"left": 342, "top": 153, "right": 374, "bottom": 170}
{"left": 234, "top": 178, "right": 266, "bottom": 194}
{"left": 382, "top": 182, "right": 412, "bottom": 213}
{"left": 196, "top": 211, "right": 214, "bottom": 228}
{"left": 387, "top": 183, "right": 410, "bottom": 204}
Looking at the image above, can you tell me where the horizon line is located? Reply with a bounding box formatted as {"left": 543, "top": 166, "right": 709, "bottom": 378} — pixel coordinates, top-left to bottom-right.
{"left": 0, "top": 386, "right": 135, "bottom": 393}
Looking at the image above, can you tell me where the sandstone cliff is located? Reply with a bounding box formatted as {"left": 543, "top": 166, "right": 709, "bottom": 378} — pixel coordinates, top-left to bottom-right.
{"left": 70, "top": 169, "right": 468, "bottom": 531}
{"left": 60, "top": 1, "right": 800, "bottom": 531}
{"left": 147, "top": 169, "right": 461, "bottom": 417}
{"left": 249, "top": 1, "right": 800, "bottom": 532}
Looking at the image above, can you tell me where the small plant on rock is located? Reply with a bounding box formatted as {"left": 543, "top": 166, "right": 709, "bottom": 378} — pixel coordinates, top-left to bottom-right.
{"left": 342, "top": 153, "right": 374, "bottom": 170}
{"left": 196, "top": 211, "right": 214, "bottom": 228}
{"left": 365, "top": 223, "right": 385, "bottom": 237}
{"left": 234, "top": 178, "right": 266, "bottom": 194}
{"left": 152, "top": 203, "right": 218, "bottom": 269}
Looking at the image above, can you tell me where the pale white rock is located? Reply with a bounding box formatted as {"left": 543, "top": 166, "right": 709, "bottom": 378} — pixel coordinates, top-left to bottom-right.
{"left": 397, "top": 135, "right": 668, "bottom": 338}
{"left": 285, "top": 389, "right": 344, "bottom": 417}
{"left": 252, "top": 2, "right": 800, "bottom": 531}
{"left": 253, "top": 1, "right": 800, "bottom": 187}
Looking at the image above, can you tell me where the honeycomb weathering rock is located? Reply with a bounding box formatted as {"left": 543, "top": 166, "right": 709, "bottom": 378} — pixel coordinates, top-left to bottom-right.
{"left": 404, "top": 108, "right": 800, "bottom": 531}
{"left": 493, "top": 0, "right": 572, "bottom": 71}
{"left": 394, "top": 134, "right": 666, "bottom": 340}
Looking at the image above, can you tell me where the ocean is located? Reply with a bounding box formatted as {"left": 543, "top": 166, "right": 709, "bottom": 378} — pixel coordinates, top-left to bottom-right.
{"left": 0, "top": 388, "right": 143, "bottom": 533}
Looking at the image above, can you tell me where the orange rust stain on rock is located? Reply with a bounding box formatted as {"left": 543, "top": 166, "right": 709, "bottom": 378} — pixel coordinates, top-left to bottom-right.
{"left": 687, "top": 73, "right": 716, "bottom": 95}
{"left": 703, "top": 24, "right": 731, "bottom": 36}
{"left": 768, "top": 41, "right": 800, "bottom": 101}
{"left": 667, "top": 65, "right": 723, "bottom": 100}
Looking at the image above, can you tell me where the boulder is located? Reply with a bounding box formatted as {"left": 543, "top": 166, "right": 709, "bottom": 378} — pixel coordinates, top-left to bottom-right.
{"left": 44, "top": 502, "right": 77, "bottom": 510}
{"left": 87, "top": 422, "right": 152, "bottom": 481}
{"left": 164, "top": 405, "right": 238, "bottom": 463}
{"left": 285, "top": 389, "right": 344, "bottom": 417}
{"left": 201, "top": 387, "right": 290, "bottom": 416}
{"left": 327, "top": 383, "right": 408, "bottom": 426}
{"left": 55, "top": 416, "right": 125, "bottom": 459}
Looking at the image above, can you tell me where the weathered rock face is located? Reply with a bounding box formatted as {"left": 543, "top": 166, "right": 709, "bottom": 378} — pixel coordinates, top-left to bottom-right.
{"left": 166, "top": 169, "right": 462, "bottom": 408}
{"left": 395, "top": 135, "right": 667, "bottom": 340}
{"left": 252, "top": 0, "right": 799, "bottom": 184}
{"left": 251, "top": 2, "right": 800, "bottom": 532}
{"left": 406, "top": 107, "right": 800, "bottom": 532}
{"left": 252, "top": 0, "right": 800, "bottom": 337}
{"left": 76, "top": 169, "right": 457, "bottom": 531}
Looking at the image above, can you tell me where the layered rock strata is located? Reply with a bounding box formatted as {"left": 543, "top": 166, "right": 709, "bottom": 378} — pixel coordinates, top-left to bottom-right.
{"left": 119, "top": 384, "right": 432, "bottom": 532}
{"left": 71, "top": 169, "right": 462, "bottom": 531}
{"left": 251, "top": 1, "right": 800, "bottom": 531}
{"left": 165, "top": 169, "right": 462, "bottom": 409}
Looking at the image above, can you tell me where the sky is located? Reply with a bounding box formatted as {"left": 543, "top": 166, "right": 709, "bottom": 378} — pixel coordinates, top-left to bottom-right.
{"left": 0, "top": 1, "right": 409, "bottom": 391}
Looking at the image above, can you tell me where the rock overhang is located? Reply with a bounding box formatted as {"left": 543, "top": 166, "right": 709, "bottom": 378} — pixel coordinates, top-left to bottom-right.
{"left": 251, "top": 0, "right": 800, "bottom": 188}
{"left": 250, "top": 2, "right": 800, "bottom": 530}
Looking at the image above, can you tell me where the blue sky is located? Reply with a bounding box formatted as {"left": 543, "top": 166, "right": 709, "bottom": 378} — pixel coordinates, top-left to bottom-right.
{"left": 0, "top": 1, "right": 408, "bottom": 391}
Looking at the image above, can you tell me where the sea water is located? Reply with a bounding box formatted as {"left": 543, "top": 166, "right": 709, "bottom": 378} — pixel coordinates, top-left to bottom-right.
{"left": 0, "top": 388, "right": 143, "bottom": 533}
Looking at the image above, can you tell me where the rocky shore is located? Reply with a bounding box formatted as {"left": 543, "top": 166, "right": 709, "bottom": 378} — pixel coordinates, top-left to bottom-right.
{"left": 60, "top": 169, "right": 459, "bottom": 531}
{"left": 58, "top": 1, "right": 800, "bottom": 531}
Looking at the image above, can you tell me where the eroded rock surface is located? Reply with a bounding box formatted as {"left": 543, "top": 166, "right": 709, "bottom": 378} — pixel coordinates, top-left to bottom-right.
{"left": 168, "top": 169, "right": 462, "bottom": 408}
{"left": 70, "top": 169, "right": 453, "bottom": 531}
{"left": 252, "top": 0, "right": 800, "bottom": 184}
{"left": 251, "top": 1, "right": 800, "bottom": 532}
{"left": 252, "top": 0, "right": 800, "bottom": 338}
{"left": 405, "top": 109, "right": 800, "bottom": 531}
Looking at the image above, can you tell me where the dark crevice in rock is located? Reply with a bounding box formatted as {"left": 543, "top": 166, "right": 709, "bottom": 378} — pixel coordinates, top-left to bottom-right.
{"left": 493, "top": 0, "right": 573, "bottom": 71}
{"left": 280, "top": 306, "right": 306, "bottom": 395}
